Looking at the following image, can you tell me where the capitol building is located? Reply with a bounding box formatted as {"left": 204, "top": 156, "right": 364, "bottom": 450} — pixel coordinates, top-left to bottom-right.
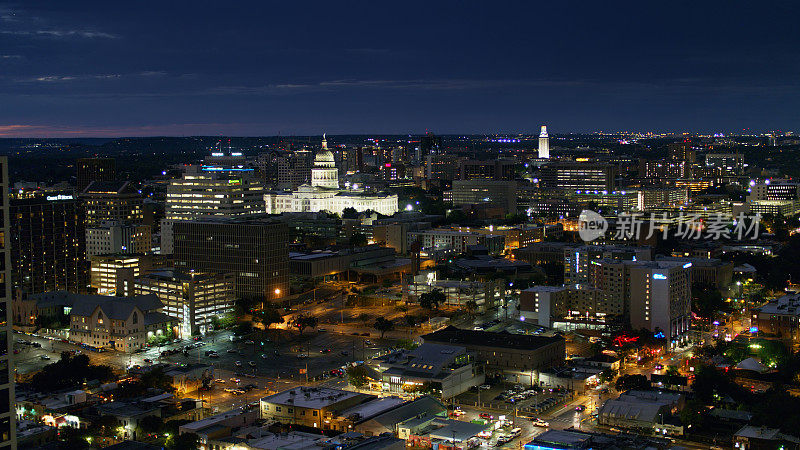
{"left": 264, "top": 135, "right": 399, "bottom": 216}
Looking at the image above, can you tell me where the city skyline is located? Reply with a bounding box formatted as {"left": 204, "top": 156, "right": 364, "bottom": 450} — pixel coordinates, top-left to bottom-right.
{"left": 2, "top": 1, "right": 800, "bottom": 137}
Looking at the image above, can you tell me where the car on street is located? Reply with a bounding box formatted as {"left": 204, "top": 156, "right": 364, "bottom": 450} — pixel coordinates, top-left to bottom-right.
{"left": 248, "top": 361, "right": 256, "bottom": 367}
{"left": 479, "top": 384, "right": 491, "bottom": 390}
{"left": 214, "top": 379, "right": 225, "bottom": 383}
{"left": 235, "top": 361, "right": 242, "bottom": 366}
{"left": 143, "top": 358, "right": 152, "bottom": 364}
{"left": 227, "top": 349, "right": 237, "bottom": 353}
{"left": 245, "top": 340, "right": 255, "bottom": 345}
{"left": 532, "top": 418, "right": 549, "bottom": 427}
{"left": 40, "top": 354, "right": 50, "bottom": 360}
{"left": 479, "top": 413, "right": 493, "bottom": 420}
{"left": 575, "top": 405, "right": 585, "bottom": 412}
{"left": 230, "top": 377, "right": 241, "bottom": 383}
{"left": 318, "top": 328, "right": 327, "bottom": 332}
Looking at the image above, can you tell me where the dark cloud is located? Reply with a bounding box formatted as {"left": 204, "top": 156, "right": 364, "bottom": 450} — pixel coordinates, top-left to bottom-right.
{"left": 0, "top": 0, "right": 798, "bottom": 136}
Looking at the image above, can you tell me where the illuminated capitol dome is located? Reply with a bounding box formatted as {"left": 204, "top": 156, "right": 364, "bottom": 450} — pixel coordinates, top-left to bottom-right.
{"left": 264, "top": 134, "right": 398, "bottom": 216}
{"left": 311, "top": 134, "right": 339, "bottom": 189}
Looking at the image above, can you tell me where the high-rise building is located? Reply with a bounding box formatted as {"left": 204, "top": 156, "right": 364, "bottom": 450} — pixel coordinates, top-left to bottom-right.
{"left": 0, "top": 157, "right": 16, "bottom": 447}
{"left": 134, "top": 270, "right": 235, "bottom": 337}
{"left": 540, "top": 162, "right": 616, "bottom": 192}
{"left": 173, "top": 218, "right": 289, "bottom": 302}
{"left": 10, "top": 192, "right": 87, "bottom": 297}
{"left": 705, "top": 153, "right": 745, "bottom": 175}
{"left": 165, "top": 166, "right": 265, "bottom": 220}
{"left": 85, "top": 221, "right": 151, "bottom": 258}
{"left": 76, "top": 157, "right": 115, "bottom": 192}
{"left": 81, "top": 181, "right": 144, "bottom": 228}
{"left": 458, "top": 159, "right": 517, "bottom": 180}
{"left": 420, "top": 132, "right": 442, "bottom": 155}
{"left": 588, "top": 259, "right": 692, "bottom": 343}
{"left": 90, "top": 254, "right": 165, "bottom": 296}
{"left": 449, "top": 180, "right": 518, "bottom": 215}
{"left": 667, "top": 141, "right": 696, "bottom": 163}
{"left": 538, "top": 125, "right": 550, "bottom": 159}
{"left": 275, "top": 151, "right": 313, "bottom": 189}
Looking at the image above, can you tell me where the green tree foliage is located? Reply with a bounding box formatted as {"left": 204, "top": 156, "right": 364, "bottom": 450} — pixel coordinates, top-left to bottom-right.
{"left": 166, "top": 432, "right": 200, "bottom": 450}
{"left": 31, "top": 352, "right": 115, "bottom": 392}
{"left": 598, "top": 368, "right": 617, "bottom": 384}
{"left": 373, "top": 317, "right": 394, "bottom": 338}
{"left": 139, "top": 415, "right": 164, "bottom": 435}
{"left": 341, "top": 207, "right": 359, "bottom": 219}
{"left": 691, "top": 285, "right": 728, "bottom": 320}
{"left": 349, "top": 233, "right": 368, "bottom": 247}
{"left": 614, "top": 374, "right": 649, "bottom": 392}
{"left": 347, "top": 365, "right": 369, "bottom": 388}
{"left": 419, "top": 289, "right": 446, "bottom": 310}
{"left": 291, "top": 314, "right": 318, "bottom": 334}
{"left": 253, "top": 308, "right": 284, "bottom": 329}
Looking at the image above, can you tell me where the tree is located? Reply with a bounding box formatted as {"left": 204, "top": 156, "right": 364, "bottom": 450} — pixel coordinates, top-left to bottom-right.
{"left": 373, "top": 317, "right": 394, "bottom": 338}
{"left": 292, "top": 315, "right": 318, "bottom": 334}
{"left": 166, "top": 432, "right": 200, "bottom": 450}
{"left": 598, "top": 368, "right": 617, "bottom": 384}
{"left": 615, "top": 374, "right": 649, "bottom": 392}
{"left": 349, "top": 233, "right": 368, "bottom": 247}
{"left": 139, "top": 415, "right": 164, "bottom": 435}
{"left": 253, "top": 308, "right": 284, "bottom": 329}
{"left": 342, "top": 207, "right": 359, "bottom": 219}
{"left": 464, "top": 300, "right": 478, "bottom": 317}
{"left": 347, "top": 365, "right": 369, "bottom": 388}
{"left": 405, "top": 315, "right": 418, "bottom": 327}
{"left": 419, "top": 289, "right": 446, "bottom": 310}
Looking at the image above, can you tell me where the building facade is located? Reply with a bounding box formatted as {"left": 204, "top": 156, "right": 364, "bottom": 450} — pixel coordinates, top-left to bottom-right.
{"left": 10, "top": 192, "right": 86, "bottom": 297}
{"left": 80, "top": 181, "right": 144, "bottom": 228}
{"left": 0, "top": 157, "right": 16, "bottom": 447}
{"left": 264, "top": 137, "right": 399, "bottom": 216}
{"left": 68, "top": 293, "right": 177, "bottom": 352}
{"left": 85, "top": 221, "right": 151, "bottom": 258}
{"left": 134, "top": 270, "right": 235, "bottom": 337}
{"left": 173, "top": 218, "right": 289, "bottom": 302}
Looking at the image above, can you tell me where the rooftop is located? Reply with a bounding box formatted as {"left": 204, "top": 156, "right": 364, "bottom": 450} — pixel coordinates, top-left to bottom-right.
{"left": 421, "top": 326, "right": 563, "bottom": 351}
{"left": 261, "top": 387, "right": 372, "bottom": 409}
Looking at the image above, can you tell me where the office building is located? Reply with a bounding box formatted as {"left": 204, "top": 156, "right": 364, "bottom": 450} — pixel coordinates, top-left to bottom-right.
{"left": 76, "top": 157, "right": 115, "bottom": 192}
{"left": 448, "top": 179, "right": 517, "bottom": 214}
{"left": 0, "top": 157, "right": 15, "bottom": 447}
{"left": 705, "top": 153, "right": 745, "bottom": 175}
{"left": 519, "top": 285, "right": 603, "bottom": 329}
{"left": 371, "top": 343, "right": 484, "bottom": 399}
{"left": 747, "top": 179, "right": 800, "bottom": 202}
{"left": 10, "top": 192, "right": 86, "bottom": 297}
{"left": 639, "top": 160, "right": 692, "bottom": 179}
{"left": 260, "top": 387, "right": 375, "bottom": 431}
{"left": 589, "top": 260, "right": 692, "bottom": 343}
{"left": 85, "top": 221, "right": 151, "bottom": 257}
{"left": 540, "top": 162, "right": 616, "bottom": 192}
{"left": 90, "top": 254, "right": 167, "bottom": 296}
{"left": 407, "top": 229, "right": 505, "bottom": 257}
{"left": 421, "top": 327, "right": 565, "bottom": 384}
{"left": 538, "top": 125, "right": 550, "bottom": 159}
{"left": 425, "top": 154, "right": 461, "bottom": 181}
{"left": 165, "top": 166, "right": 266, "bottom": 220}
{"left": 80, "top": 181, "right": 144, "bottom": 227}
{"left": 134, "top": 270, "right": 235, "bottom": 337}
{"left": 173, "top": 218, "right": 289, "bottom": 302}
{"left": 564, "top": 245, "right": 652, "bottom": 285}
{"left": 638, "top": 188, "right": 689, "bottom": 210}
{"left": 457, "top": 159, "right": 516, "bottom": 180}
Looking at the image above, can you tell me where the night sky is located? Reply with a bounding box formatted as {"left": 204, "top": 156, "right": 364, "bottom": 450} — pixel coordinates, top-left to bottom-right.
{"left": 1, "top": 1, "right": 799, "bottom": 137}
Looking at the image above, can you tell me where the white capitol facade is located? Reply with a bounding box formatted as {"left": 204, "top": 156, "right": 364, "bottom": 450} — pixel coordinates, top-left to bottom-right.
{"left": 264, "top": 135, "right": 399, "bottom": 216}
